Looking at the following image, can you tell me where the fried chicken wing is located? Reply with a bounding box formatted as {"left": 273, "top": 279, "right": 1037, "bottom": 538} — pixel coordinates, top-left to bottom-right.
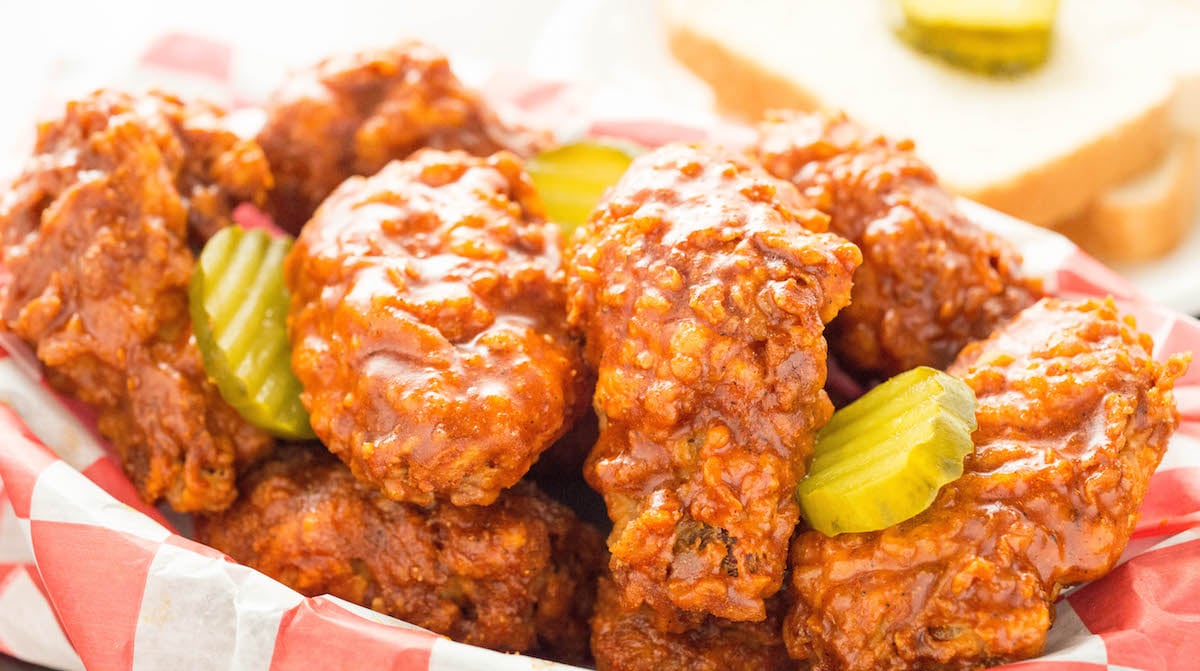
{"left": 567, "top": 144, "right": 861, "bottom": 627}
{"left": 753, "top": 111, "right": 1040, "bottom": 379}
{"left": 286, "top": 149, "right": 587, "bottom": 506}
{"left": 258, "top": 41, "right": 549, "bottom": 234}
{"left": 195, "top": 446, "right": 603, "bottom": 664}
{"left": 590, "top": 574, "right": 792, "bottom": 671}
{"left": 0, "top": 90, "right": 275, "bottom": 512}
{"left": 784, "top": 298, "right": 1188, "bottom": 671}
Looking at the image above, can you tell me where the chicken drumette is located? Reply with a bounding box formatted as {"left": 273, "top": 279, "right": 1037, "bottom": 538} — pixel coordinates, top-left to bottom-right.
{"left": 590, "top": 573, "right": 792, "bottom": 671}
{"left": 0, "top": 90, "right": 275, "bottom": 512}
{"left": 753, "top": 111, "right": 1041, "bottom": 379}
{"left": 286, "top": 149, "right": 587, "bottom": 506}
{"left": 258, "top": 41, "right": 548, "bottom": 233}
{"left": 567, "top": 143, "right": 860, "bottom": 628}
{"left": 784, "top": 298, "right": 1187, "bottom": 671}
{"left": 196, "top": 446, "right": 603, "bottom": 664}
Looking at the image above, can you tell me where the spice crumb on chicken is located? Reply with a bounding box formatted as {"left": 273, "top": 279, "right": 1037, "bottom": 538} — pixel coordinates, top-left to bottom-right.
{"left": 567, "top": 142, "right": 861, "bottom": 628}
{"left": 0, "top": 89, "right": 275, "bottom": 512}
{"left": 753, "top": 110, "right": 1041, "bottom": 380}
{"left": 784, "top": 297, "right": 1188, "bottom": 671}
{"left": 257, "top": 41, "right": 550, "bottom": 234}
{"left": 195, "top": 446, "right": 604, "bottom": 664}
{"left": 590, "top": 573, "right": 793, "bottom": 671}
{"left": 286, "top": 148, "right": 587, "bottom": 507}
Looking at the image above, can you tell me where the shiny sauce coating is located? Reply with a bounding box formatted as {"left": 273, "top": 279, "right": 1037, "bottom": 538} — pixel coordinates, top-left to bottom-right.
{"left": 568, "top": 143, "right": 861, "bottom": 627}
{"left": 754, "top": 111, "right": 1040, "bottom": 379}
{"left": 0, "top": 90, "right": 275, "bottom": 512}
{"left": 785, "top": 298, "right": 1187, "bottom": 671}
{"left": 286, "top": 149, "right": 587, "bottom": 506}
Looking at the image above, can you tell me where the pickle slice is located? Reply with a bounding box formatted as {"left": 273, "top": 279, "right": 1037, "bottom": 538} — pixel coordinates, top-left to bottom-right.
{"left": 896, "top": 0, "right": 1059, "bottom": 75}
{"left": 190, "top": 225, "right": 314, "bottom": 440}
{"left": 526, "top": 141, "right": 635, "bottom": 237}
{"left": 798, "top": 366, "right": 976, "bottom": 536}
{"left": 900, "top": 0, "right": 1058, "bottom": 29}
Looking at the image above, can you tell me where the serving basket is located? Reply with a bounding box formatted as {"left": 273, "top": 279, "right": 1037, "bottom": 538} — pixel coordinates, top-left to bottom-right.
{"left": 0, "top": 34, "right": 1197, "bottom": 671}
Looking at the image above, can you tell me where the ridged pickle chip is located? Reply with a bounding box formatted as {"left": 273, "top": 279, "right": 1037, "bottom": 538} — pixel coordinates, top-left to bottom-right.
{"left": 798, "top": 366, "right": 977, "bottom": 536}
{"left": 190, "top": 225, "right": 314, "bottom": 440}
{"left": 526, "top": 141, "right": 635, "bottom": 237}
{"left": 896, "top": 0, "right": 1059, "bottom": 75}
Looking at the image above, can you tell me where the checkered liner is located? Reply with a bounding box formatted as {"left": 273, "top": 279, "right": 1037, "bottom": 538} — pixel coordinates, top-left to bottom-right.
{"left": 1, "top": 34, "right": 1198, "bottom": 671}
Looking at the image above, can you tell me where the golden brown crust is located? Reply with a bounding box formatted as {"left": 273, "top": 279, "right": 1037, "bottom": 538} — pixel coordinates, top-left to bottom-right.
{"left": 286, "top": 149, "right": 587, "bottom": 507}
{"left": 257, "top": 41, "right": 549, "bottom": 233}
{"left": 567, "top": 143, "right": 860, "bottom": 627}
{"left": 0, "top": 89, "right": 275, "bottom": 512}
{"left": 753, "top": 111, "right": 1041, "bottom": 379}
{"left": 195, "top": 446, "right": 604, "bottom": 663}
{"left": 590, "top": 575, "right": 793, "bottom": 671}
{"left": 784, "top": 298, "right": 1188, "bottom": 671}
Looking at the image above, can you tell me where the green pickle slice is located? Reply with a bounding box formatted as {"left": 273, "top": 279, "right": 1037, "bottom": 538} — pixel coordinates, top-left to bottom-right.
{"left": 798, "top": 366, "right": 977, "bottom": 536}
{"left": 526, "top": 141, "right": 635, "bottom": 238}
{"left": 896, "top": 0, "right": 1059, "bottom": 75}
{"left": 190, "top": 225, "right": 314, "bottom": 440}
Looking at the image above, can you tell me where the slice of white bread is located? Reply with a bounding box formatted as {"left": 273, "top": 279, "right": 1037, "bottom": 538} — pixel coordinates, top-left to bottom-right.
{"left": 1055, "top": 133, "right": 1198, "bottom": 263}
{"left": 661, "top": 0, "right": 1177, "bottom": 228}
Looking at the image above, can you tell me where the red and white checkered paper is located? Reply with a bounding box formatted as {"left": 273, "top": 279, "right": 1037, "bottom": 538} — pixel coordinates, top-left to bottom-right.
{"left": 1, "top": 34, "right": 1199, "bottom": 671}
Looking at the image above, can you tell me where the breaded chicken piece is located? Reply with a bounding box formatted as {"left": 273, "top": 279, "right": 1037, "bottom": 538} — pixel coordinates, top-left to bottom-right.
{"left": 753, "top": 111, "right": 1041, "bottom": 379}
{"left": 567, "top": 143, "right": 861, "bottom": 628}
{"left": 0, "top": 90, "right": 275, "bottom": 512}
{"left": 784, "top": 298, "right": 1188, "bottom": 671}
{"left": 195, "top": 446, "right": 604, "bottom": 664}
{"left": 590, "top": 575, "right": 792, "bottom": 671}
{"left": 257, "top": 41, "right": 549, "bottom": 233}
{"left": 286, "top": 149, "right": 587, "bottom": 506}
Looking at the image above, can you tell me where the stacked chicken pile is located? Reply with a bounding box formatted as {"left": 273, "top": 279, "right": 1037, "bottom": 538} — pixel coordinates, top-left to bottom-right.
{"left": 0, "top": 40, "right": 1188, "bottom": 671}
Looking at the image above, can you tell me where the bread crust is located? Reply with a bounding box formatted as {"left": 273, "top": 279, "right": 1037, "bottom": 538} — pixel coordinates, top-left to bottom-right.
{"left": 665, "top": 17, "right": 1174, "bottom": 229}
{"left": 1055, "top": 133, "right": 1198, "bottom": 263}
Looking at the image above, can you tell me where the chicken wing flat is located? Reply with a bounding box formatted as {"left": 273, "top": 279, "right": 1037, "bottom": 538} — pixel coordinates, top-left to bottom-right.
{"left": 590, "top": 574, "right": 792, "bottom": 671}
{"left": 0, "top": 90, "right": 275, "bottom": 512}
{"left": 258, "top": 41, "right": 549, "bottom": 234}
{"left": 784, "top": 298, "right": 1188, "bottom": 671}
{"left": 753, "top": 111, "right": 1041, "bottom": 379}
{"left": 286, "top": 149, "right": 587, "bottom": 506}
{"left": 567, "top": 143, "right": 861, "bottom": 627}
{"left": 195, "top": 446, "right": 603, "bottom": 664}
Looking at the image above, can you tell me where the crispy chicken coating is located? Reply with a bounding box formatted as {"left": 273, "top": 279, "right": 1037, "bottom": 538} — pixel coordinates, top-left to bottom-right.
{"left": 567, "top": 144, "right": 861, "bottom": 627}
{"left": 753, "top": 111, "right": 1040, "bottom": 379}
{"left": 286, "top": 149, "right": 587, "bottom": 506}
{"left": 258, "top": 41, "right": 549, "bottom": 234}
{"left": 784, "top": 298, "right": 1188, "bottom": 671}
{"left": 590, "top": 575, "right": 792, "bottom": 671}
{"left": 195, "top": 446, "right": 603, "bottom": 663}
{"left": 0, "top": 90, "right": 275, "bottom": 512}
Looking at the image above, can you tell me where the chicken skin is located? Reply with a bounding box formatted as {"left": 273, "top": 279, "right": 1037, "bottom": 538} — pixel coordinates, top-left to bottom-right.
{"left": 195, "top": 446, "right": 603, "bottom": 664}
{"left": 567, "top": 143, "right": 861, "bottom": 628}
{"left": 258, "top": 41, "right": 549, "bottom": 233}
{"left": 0, "top": 90, "right": 275, "bottom": 512}
{"left": 590, "top": 574, "right": 792, "bottom": 671}
{"left": 784, "top": 298, "right": 1188, "bottom": 671}
{"left": 753, "top": 111, "right": 1040, "bottom": 379}
{"left": 286, "top": 149, "right": 587, "bottom": 506}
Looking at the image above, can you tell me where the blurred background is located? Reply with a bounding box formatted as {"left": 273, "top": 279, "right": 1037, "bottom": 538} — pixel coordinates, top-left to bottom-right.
{"left": 5, "top": 1, "right": 1191, "bottom": 311}
{"left": 0, "top": 1, "right": 1197, "bottom": 667}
